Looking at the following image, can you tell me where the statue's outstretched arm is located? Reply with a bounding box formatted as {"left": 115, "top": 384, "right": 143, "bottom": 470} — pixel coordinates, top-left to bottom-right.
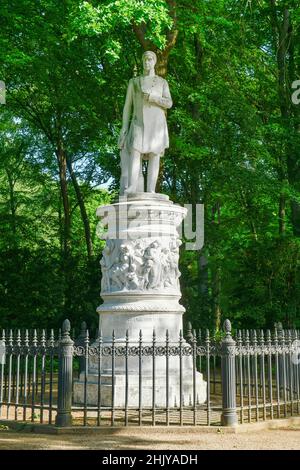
{"left": 148, "top": 80, "right": 172, "bottom": 110}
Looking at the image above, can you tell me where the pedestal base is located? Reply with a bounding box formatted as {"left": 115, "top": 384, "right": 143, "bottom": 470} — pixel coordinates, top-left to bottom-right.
{"left": 77, "top": 193, "right": 207, "bottom": 409}
{"left": 73, "top": 371, "right": 207, "bottom": 407}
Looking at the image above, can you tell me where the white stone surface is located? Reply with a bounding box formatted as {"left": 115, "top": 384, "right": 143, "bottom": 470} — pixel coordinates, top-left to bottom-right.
{"left": 118, "top": 51, "right": 172, "bottom": 194}
{"left": 74, "top": 370, "right": 207, "bottom": 408}
{"left": 73, "top": 192, "right": 207, "bottom": 406}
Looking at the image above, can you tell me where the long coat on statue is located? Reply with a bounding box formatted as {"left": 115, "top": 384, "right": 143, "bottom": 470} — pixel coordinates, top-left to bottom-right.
{"left": 118, "top": 75, "right": 172, "bottom": 192}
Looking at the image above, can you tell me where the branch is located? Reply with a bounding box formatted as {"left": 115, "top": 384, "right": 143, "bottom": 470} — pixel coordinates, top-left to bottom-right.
{"left": 269, "top": 0, "right": 280, "bottom": 34}
{"left": 165, "top": 0, "right": 178, "bottom": 52}
{"left": 132, "top": 22, "right": 154, "bottom": 50}
{"left": 133, "top": 1, "right": 178, "bottom": 54}
{"left": 12, "top": 96, "right": 55, "bottom": 145}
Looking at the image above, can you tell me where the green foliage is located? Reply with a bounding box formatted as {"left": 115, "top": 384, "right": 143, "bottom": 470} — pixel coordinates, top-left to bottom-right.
{"left": 0, "top": 0, "right": 300, "bottom": 331}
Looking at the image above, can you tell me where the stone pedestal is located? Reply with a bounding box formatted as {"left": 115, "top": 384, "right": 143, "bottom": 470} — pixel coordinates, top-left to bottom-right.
{"left": 74, "top": 193, "right": 206, "bottom": 407}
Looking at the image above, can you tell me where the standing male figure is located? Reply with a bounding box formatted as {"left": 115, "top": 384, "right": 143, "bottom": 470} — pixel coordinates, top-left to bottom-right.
{"left": 118, "top": 51, "right": 173, "bottom": 194}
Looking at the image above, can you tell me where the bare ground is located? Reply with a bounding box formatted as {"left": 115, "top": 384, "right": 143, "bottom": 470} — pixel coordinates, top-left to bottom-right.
{"left": 0, "top": 426, "right": 300, "bottom": 450}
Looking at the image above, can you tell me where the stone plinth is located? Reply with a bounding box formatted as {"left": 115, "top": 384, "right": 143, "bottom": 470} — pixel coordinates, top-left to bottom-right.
{"left": 73, "top": 193, "right": 206, "bottom": 406}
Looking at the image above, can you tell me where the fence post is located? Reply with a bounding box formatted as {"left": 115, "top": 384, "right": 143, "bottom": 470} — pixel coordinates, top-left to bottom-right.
{"left": 221, "top": 319, "right": 238, "bottom": 427}
{"left": 55, "top": 319, "right": 74, "bottom": 427}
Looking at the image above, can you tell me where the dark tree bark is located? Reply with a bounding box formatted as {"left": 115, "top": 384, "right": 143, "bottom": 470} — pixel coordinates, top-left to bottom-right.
{"left": 55, "top": 140, "right": 71, "bottom": 258}
{"left": 269, "top": 3, "right": 300, "bottom": 236}
{"left": 211, "top": 202, "right": 222, "bottom": 331}
{"left": 6, "top": 169, "right": 17, "bottom": 241}
{"left": 67, "top": 157, "right": 94, "bottom": 259}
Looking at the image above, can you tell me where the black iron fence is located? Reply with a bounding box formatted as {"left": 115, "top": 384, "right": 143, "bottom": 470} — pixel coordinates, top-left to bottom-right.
{"left": 0, "top": 320, "right": 299, "bottom": 427}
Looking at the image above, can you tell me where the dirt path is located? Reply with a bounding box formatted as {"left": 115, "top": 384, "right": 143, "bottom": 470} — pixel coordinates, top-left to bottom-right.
{"left": 0, "top": 427, "right": 300, "bottom": 450}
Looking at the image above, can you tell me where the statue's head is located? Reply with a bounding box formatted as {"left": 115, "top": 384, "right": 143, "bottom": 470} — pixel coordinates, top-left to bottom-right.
{"left": 142, "top": 50, "right": 157, "bottom": 72}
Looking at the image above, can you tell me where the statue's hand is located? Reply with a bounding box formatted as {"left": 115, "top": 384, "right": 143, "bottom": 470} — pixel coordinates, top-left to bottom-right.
{"left": 118, "top": 128, "right": 127, "bottom": 149}
{"left": 143, "top": 93, "right": 150, "bottom": 101}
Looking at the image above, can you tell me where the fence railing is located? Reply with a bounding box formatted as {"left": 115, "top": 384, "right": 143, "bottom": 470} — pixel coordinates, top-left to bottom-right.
{"left": 0, "top": 320, "right": 299, "bottom": 427}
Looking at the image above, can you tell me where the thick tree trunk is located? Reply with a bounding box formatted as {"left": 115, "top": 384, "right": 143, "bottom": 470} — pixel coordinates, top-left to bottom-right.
{"left": 155, "top": 50, "right": 170, "bottom": 78}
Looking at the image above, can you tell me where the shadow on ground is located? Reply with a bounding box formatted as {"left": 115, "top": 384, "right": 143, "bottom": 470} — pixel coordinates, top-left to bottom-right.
{"left": 1, "top": 427, "right": 300, "bottom": 450}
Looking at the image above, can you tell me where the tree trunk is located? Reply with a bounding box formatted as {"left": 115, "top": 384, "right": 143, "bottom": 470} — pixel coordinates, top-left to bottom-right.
{"left": 212, "top": 266, "right": 222, "bottom": 331}
{"left": 5, "top": 169, "right": 17, "bottom": 248}
{"left": 211, "top": 203, "right": 222, "bottom": 331}
{"left": 287, "top": 19, "right": 300, "bottom": 236}
{"left": 278, "top": 193, "right": 286, "bottom": 235}
{"left": 56, "top": 141, "right": 71, "bottom": 257}
{"left": 155, "top": 50, "right": 170, "bottom": 78}
{"left": 269, "top": 3, "right": 290, "bottom": 236}
{"left": 67, "top": 157, "right": 94, "bottom": 259}
{"left": 291, "top": 200, "right": 300, "bottom": 236}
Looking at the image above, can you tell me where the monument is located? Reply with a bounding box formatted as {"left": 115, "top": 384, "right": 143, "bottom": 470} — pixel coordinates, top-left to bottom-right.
{"left": 118, "top": 50, "right": 172, "bottom": 195}
{"left": 74, "top": 51, "right": 206, "bottom": 407}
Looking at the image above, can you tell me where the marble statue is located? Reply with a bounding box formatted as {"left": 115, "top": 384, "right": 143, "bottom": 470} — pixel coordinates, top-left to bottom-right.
{"left": 118, "top": 51, "right": 173, "bottom": 194}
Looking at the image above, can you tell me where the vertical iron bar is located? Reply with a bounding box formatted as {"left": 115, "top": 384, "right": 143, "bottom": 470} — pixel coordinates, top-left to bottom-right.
{"left": 15, "top": 329, "right": 21, "bottom": 421}
{"left": 288, "top": 331, "right": 294, "bottom": 416}
{"left": 192, "top": 329, "right": 197, "bottom": 426}
{"left": 97, "top": 329, "right": 102, "bottom": 427}
{"left": 253, "top": 331, "right": 259, "bottom": 422}
{"left": 152, "top": 329, "right": 156, "bottom": 426}
{"left": 294, "top": 331, "right": 300, "bottom": 415}
{"left": 238, "top": 331, "right": 244, "bottom": 424}
{"left": 260, "top": 330, "right": 266, "bottom": 421}
{"left": 12, "top": 336, "right": 15, "bottom": 400}
{"left": 27, "top": 333, "right": 31, "bottom": 401}
{"left": 77, "top": 322, "right": 87, "bottom": 377}
{"left": 165, "top": 330, "right": 169, "bottom": 426}
{"left": 274, "top": 329, "right": 281, "bottom": 418}
{"left": 48, "top": 329, "right": 54, "bottom": 425}
{"left": 31, "top": 329, "right": 37, "bottom": 422}
{"left": 40, "top": 329, "right": 46, "bottom": 424}
{"left": 138, "top": 330, "right": 143, "bottom": 426}
{"left": 198, "top": 330, "right": 202, "bottom": 373}
{"left": 213, "top": 355, "right": 216, "bottom": 395}
{"left": 281, "top": 331, "right": 287, "bottom": 417}
{"left": 7, "top": 330, "right": 13, "bottom": 420}
{"left": 124, "top": 330, "right": 128, "bottom": 427}
{"left": 246, "top": 330, "right": 251, "bottom": 423}
{"left": 179, "top": 330, "right": 183, "bottom": 426}
{"left": 20, "top": 331, "right": 24, "bottom": 399}
{"left": 0, "top": 330, "right": 5, "bottom": 418}
{"left": 3, "top": 331, "right": 7, "bottom": 402}
{"left": 23, "top": 330, "right": 29, "bottom": 421}
{"left": 111, "top": 330, "right": 115, "bottom": 427}
{"left": 206, "top": 329, "right": 211, "bottom": 426}
{"left": 266, "top": 330, "right": 273, "bottom": 419}
{"left": 83, "top": 329, "right": 89, "bottom": 426}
